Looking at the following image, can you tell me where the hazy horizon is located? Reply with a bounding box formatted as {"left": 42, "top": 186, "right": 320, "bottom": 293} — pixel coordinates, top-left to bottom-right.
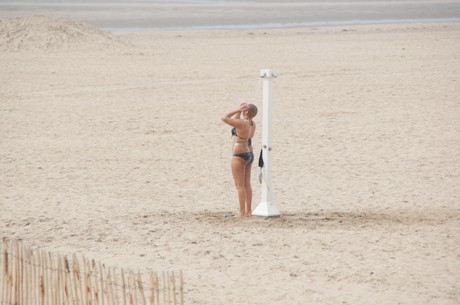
{"left": 1, "top": 0, "right": 459, "bottom": 30}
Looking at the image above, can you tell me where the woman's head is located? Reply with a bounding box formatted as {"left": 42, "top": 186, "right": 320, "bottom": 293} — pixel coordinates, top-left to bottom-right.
{"left": 245, "top": 104, "right": 258, "bottom": 120}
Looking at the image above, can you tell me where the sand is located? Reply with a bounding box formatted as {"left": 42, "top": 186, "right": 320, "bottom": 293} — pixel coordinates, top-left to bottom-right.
{"left": 1, "top": 16, "right": 459, "bottom": 304}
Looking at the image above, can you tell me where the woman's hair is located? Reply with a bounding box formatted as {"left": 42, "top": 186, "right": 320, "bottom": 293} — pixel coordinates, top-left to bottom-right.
{"left": 247, "top": 104, "right": 258, "bottom": 120}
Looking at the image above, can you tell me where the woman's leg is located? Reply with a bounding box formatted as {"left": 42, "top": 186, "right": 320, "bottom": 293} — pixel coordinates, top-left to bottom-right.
{"left": 231, "top": 156, "right": 247, "bottom": 216}
{"left": 244, "top": 163, "right": 253, "bottom": 216}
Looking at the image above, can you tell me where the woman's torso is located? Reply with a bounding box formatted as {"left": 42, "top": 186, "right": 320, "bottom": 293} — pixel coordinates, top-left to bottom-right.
{"left": 232, "top": 120, "right": 255, "bottom": 154}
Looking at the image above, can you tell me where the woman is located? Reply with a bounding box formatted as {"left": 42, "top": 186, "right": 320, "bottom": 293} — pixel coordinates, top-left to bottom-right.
{"left": 222, "top": 103, "right": 258, "bottom": 217}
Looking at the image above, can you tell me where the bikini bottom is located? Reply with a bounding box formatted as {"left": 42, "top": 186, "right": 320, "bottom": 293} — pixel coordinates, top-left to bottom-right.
{"left": 233, "top": 152, "right": 254, "bottom": 164}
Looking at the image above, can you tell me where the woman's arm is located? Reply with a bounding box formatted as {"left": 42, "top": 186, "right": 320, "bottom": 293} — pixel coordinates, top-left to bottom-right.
{"left": 221, "top": 104, "right": 247, "bottom": 127}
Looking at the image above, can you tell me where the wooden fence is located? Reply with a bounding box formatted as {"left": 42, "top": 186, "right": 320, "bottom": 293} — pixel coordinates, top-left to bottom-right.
{"left": 0, "top": 238, "right": 183, "bottom": 305}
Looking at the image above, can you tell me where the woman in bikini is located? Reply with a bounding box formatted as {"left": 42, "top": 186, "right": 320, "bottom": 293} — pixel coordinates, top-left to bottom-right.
{"left": 222, "top": 102, "right": 258, "bottom": 217}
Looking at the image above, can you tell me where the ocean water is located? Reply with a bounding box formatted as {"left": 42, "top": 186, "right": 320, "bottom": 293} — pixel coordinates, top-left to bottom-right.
{"left": 0, "top": 0, "right": 459, "bottom": 30}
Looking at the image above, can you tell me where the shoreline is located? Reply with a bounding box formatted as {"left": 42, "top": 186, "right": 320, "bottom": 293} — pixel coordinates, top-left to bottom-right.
{"left": 2, "top": 0, "right": 460, "bottom": 32}
{"left": 102, "top": 17, "right": 460, "bottom": 32}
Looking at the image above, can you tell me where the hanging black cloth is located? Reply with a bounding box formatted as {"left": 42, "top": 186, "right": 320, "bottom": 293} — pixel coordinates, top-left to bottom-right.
{"left": 258, "top": 149, "right": 264, "bottom": 168}
{"left": 258, "top": 149, "right": 264, "bottom": 184}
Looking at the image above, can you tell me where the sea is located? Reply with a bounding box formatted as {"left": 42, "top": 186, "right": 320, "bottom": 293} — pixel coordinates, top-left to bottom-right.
{"left": 0, "top": 0, "right": 460, "bottom": 31}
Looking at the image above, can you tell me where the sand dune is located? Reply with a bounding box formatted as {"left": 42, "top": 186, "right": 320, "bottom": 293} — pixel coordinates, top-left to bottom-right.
{"left": 0, "top": 15, "right": 128, "bottom": 51}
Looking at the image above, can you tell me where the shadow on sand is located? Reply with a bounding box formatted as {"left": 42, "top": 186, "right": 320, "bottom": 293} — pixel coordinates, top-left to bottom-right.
{"left": 140, "top": 208, "right": 459, "bottom": 230}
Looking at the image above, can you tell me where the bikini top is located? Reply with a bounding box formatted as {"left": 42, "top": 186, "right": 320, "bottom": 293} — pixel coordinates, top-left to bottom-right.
{"left": 231, "top": 123, "right": 253, "bottom": 146}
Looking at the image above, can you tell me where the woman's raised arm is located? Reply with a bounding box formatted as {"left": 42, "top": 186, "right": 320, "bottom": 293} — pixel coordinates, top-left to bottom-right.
{"left": 222, "top": 104, "right": 247, "bottom": 127}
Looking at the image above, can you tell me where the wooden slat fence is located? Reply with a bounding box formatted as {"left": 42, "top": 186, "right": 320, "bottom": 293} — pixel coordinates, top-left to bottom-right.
{"left": 0, "top": 238, "right": 183, "bottom": 305}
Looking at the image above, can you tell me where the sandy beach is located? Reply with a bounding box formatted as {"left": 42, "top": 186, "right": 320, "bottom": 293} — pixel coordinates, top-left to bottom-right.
{"left": 1, "top": 15, "right": 459, "bottom": 304}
